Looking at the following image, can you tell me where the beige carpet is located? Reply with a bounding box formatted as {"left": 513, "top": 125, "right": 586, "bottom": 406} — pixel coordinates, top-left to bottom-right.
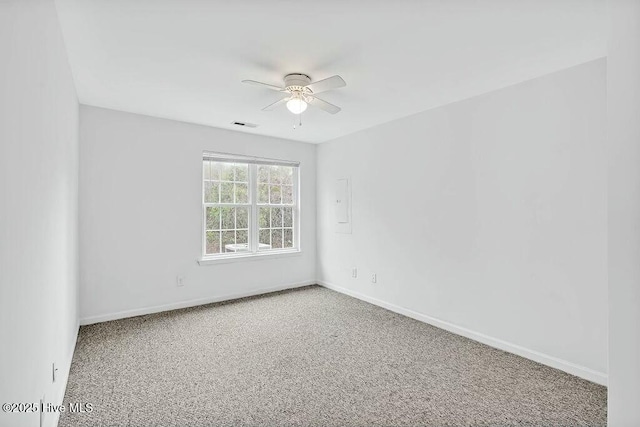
{"left": 60, "top": 285, "right": 606, "bottom": 426}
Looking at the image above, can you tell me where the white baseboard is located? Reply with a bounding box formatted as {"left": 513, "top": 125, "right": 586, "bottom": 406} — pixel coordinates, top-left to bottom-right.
{"left": 80, "top": 281, "right": 316, "bottom": 325}
{"left": 319, "top": 280, "right": 608, "bottom": 386}
{"left": 50, "top": 319, "right": 80, "bottom": 427}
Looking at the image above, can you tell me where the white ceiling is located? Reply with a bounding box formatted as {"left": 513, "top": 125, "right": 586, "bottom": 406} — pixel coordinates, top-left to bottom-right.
{"left": 55, "top": 0, "right": 606, "bottom": 144}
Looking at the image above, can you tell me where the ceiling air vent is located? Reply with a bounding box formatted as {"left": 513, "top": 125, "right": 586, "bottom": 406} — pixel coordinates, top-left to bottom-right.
{"left": 232, "top": 121, "right": 258, "bottom": 128}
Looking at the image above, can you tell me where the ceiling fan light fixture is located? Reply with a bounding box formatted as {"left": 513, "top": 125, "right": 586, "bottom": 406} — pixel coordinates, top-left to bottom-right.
{"left": 286, "top": 97, "right": 307, "bottom": 114}
{"left": 244, "top": 73, "right": 345, "bottom": 115}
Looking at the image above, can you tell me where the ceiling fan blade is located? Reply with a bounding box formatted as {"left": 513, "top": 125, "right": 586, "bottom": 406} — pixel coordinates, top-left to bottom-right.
{"left": 262, "top": 96, "right": 290, "bottom": 111}
{"left": 307, "top": 96, "right": 341, "bottom": 114}
{"left": 304, "top": 75, "right": 346, "bottom": 94}
{"left": 242, "top": 80, "right": 286, "bottom": 92}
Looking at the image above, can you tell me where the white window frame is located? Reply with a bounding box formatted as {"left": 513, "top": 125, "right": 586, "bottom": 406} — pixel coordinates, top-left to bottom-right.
{"left": 199, "top": 152, "right": 301, "bottom": 264}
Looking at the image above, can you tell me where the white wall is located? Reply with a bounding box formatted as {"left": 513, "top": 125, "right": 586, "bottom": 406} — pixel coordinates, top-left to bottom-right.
{"left": 79, "top": 106, "right": 316, "bottom": 322}
{"left": 0, "top": 1, "right": 80, "bottom": 427}
{"left": 317, "top": 59, "right": 607, "bottom": 383}
{"left": 608, "top": 0, "right": 640, "bottom": 424}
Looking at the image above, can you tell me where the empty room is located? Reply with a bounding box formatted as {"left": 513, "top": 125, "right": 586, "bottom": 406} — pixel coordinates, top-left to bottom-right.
{"left": 1, "top": 0, "right": 639, "bottom": 426}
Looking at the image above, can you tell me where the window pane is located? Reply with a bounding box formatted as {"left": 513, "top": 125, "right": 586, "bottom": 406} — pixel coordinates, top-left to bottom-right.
{"left": 261, "top": 165, "right": 294, "bottom": 185}
{"left": 236, "top": 230, "right": 248, "bottom": 246}
{"left": 221, "top": 163, "right": 234, "bottom": 181}
{"left": 221, "top": 182, "right": 234, "bottom": 203}
{"left": 270, "top": 185, "right": 281, "bottom": 204}
{"left": 283, "top": 228, "right": 293, "bottom": 248}
{"left": 221, "top": 207, "right": 234, "bottom": 230}
{"left": 203, "top": 161, "right": 211, "bottom": 180}
{"left": 211, "top": 162, "right": 222, "bottom": 181}
{"left": 283, "top": 207, "right": 293, "bottom": 227}
{"left": 206, "top": 207, "right": 220, "bottom": 230}
{"left": 271, "top": 207, "right": 282, "bottom": 227}
{"left": 235, "top": 183, "right": 248, "bottom": 203}
{"left": 271, "top": 229, "right": 283, "bottom": 249}
{"left": 204, "top": 182, "right": 220, "bottom": 203}
{"left": 236, "top": 207, "right": 249, "bottom": 229}
{"left": 258, "top": 184, "right": 269, "bottom": 204}
{"left": 270, "top": 166, "right": 283, "bottom": 184}
{"left": 206, "top": 231, "right": 221, "bottom": 254}
{"left": 222, "top": 230, "right": 235, "bottom": 251}
{"left": 282, "top": 167, "right": 293, "bottom": 185}
{"left": 233, "top": 164, "right": 248, "bottom": 182}
{"left": 258, "top": 165, "right": 269, "bottom": 183}
{"left": 282, "top": 185, "right": 293, "bottom": 205}
{"left": 259, "top": 229, "right": 271, "bottom": 248}
{"left": 259, "top": 207, "right": 269, "bottom": 228}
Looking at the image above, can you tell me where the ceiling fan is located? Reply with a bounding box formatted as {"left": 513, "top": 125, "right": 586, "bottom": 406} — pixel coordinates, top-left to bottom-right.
{"left": 242, "top": 73, "right": 346, "bottom": 115}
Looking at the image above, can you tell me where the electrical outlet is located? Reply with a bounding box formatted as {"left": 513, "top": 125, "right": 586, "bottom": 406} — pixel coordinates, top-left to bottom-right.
{"left": 176, "top": 276, "right": 184, "bottom": 287}
{"left": 371, "top": 273, "right": 377, "bottom": 284}
{"left": 352, "top": 268, "right": 357, "bottom": 278}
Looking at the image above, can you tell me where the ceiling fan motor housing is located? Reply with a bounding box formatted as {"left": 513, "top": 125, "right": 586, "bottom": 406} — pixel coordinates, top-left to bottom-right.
{"left": 284, "top": 73, "right": 312, "bottom": 93}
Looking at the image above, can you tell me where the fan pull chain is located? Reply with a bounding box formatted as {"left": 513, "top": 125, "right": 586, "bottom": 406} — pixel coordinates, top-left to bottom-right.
{"left": 293, "top": 110, "right": 303, "bottom": 129}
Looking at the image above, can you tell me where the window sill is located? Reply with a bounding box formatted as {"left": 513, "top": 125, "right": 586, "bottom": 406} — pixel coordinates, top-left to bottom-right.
{"left": 197, "top": 249, "right": 302, "bottom": 266}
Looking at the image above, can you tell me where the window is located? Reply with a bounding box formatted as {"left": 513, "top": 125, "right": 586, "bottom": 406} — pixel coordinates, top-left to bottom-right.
{"left": 202, "top": 153, "right": 299, "bottom": 260}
